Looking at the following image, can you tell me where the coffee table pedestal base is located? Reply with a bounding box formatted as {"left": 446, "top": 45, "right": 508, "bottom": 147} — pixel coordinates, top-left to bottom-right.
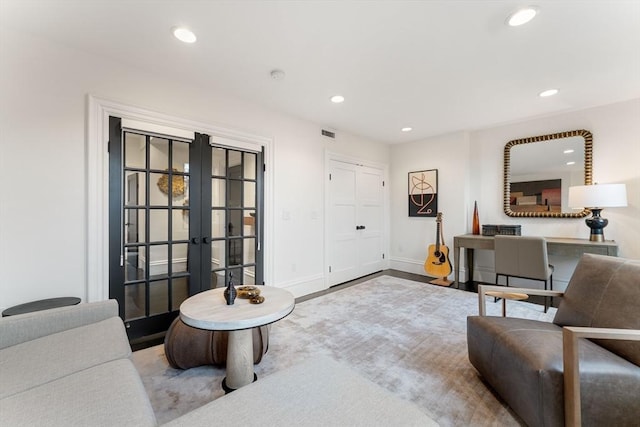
{"left": 223, "top": 329, "right": 256, "bottom": 391}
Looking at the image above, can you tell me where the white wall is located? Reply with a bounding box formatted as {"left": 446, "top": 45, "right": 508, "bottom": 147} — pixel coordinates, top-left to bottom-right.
{"left": 390, "top": 98, "right": 640, "bottom": 290}
{"left": 389, "top": 132, "right": 472, "bottom": 275}
{"left": 0, "top": 28, "right": 389, "bottom": 310}
{"left": 1, "top": 26, "right": 637, "bottom": 311}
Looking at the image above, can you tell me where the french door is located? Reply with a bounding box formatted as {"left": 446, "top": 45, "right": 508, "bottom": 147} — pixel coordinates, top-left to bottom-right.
{"left": 108, "top": 117, "right": 264, "bottom": 339}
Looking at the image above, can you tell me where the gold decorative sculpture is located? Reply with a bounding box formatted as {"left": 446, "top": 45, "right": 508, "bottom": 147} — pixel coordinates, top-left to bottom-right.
{"left": 157, "top": 168, "right": 185, "bottom": 197}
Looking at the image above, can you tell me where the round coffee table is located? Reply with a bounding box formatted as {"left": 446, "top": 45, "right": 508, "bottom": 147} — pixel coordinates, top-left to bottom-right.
{"left": 180, "top": 286, "right": 295, "bottom": 391}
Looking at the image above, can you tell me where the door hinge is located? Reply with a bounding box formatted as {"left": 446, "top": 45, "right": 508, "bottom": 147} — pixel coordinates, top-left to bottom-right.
{"left": 263, "top": 164, "right": 266, "bottom": 172}
{"left": 107, "top": 140, "right": 111, "bottom": 153}
{"left": 382, "top": 180, "right": 385, "bottom": 187}
{"left": 329, "top": 173, "right": 332, "bottom": 180}
{"left": 329, "top": 266, "right": 332, "bottom": 273}
{"left": 382, "top": 253, "right": 385, "bottom": 259}
{"left": 120, "top": 254, "right": 124, "bottom": 266}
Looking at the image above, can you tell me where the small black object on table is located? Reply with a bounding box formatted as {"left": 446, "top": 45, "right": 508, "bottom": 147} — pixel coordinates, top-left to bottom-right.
{"left": 2, "top": 297, "right": 81, "bottom": 317}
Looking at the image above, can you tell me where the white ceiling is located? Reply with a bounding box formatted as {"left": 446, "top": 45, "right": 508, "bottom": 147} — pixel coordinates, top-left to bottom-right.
{"left": 2, "top": 0, "right": 639, "bottom": 144}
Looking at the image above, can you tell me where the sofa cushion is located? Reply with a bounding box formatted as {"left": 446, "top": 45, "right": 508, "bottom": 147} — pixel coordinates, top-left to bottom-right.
{"left": 553, "top": 254, "right": 640, "bottom": 366}
{"left": 0, "top": 316, "right": 131, "bottom": 399}
{"left": 467, "top": 316, "right": 640, "bottom": 426}
{"left": 163, "top": 355, "right": 438, "bottom": 427}
{"left": 0, "top": 358, "right": 156, "bottom": 427}
{"left": 0, "top": 300, "right": 118, "bottom": 350}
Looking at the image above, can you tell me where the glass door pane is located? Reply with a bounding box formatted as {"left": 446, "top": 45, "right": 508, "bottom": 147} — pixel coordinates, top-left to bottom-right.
{"left": 208, "top": 147, "right": 261, "bottom": 289}
{"left": 112, "top": 122, "right": 193, "bottom": 339}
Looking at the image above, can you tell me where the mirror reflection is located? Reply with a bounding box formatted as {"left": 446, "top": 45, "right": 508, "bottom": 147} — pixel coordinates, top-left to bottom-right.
{"left": 504, "top": 130, "right": 592, "bottom": 218}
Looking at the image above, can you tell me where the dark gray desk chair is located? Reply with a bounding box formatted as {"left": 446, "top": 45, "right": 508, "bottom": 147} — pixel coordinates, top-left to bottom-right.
{"left": 494, "top": 235, "right": 554, "bottom": 312}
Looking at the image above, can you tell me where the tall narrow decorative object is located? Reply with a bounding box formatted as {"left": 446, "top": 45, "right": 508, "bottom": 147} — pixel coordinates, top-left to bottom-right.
{"left": 224, "top": 274, "right": 237, "bottom": 305}
{"left": 472, "top": 201, "right": 480, "bottom": 235}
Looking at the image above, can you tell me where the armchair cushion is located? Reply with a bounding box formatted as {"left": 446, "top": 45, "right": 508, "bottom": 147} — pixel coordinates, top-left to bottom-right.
{"left": 467, "top": 316, "right": 640, "bottom": 426}
{"left": 554, "top": 254, "right": 640, "bottom": 366}
{"left": 468, "top": 254, "right": 640, "bottom": 426}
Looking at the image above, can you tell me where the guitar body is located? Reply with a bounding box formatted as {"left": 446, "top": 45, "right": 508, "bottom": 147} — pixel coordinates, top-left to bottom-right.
{"left": 424, "top": 243, "right": 452, "bottom": 277}
{"left": 424, "top": 212, "right": 453, "bottom": 278}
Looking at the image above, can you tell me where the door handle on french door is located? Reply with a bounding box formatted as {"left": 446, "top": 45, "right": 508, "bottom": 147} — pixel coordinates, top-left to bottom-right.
{"left": 356, "top": 225, "right": 366, "bottom": 230}
{"left": 191, "top": 237, "right": 200, "bottom": 244}
{"left": 202, "top": 237, "right": 211, "bottom": 244}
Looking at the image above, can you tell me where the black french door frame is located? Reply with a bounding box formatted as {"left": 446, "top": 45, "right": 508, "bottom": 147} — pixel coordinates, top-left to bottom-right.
{"left": 191, "top": 140, "right": 265, "bottom": 291}
{"left": 108, "top": 117, "right": 264, "bottom": 340}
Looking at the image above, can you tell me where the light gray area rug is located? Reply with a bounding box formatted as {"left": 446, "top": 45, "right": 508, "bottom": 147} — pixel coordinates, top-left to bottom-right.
{"left": 132, "top": 276, "right": 556, "bottom": 426}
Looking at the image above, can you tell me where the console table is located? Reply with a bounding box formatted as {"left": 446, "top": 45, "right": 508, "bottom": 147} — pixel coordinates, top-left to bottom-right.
{"left": 453, "top": 234, "right": 618, "bottom": 288}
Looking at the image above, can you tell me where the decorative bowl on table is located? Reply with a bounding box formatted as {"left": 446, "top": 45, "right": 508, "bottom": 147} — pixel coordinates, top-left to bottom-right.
{"left": 236, "top": 286, "right": 261, "bottom": 299}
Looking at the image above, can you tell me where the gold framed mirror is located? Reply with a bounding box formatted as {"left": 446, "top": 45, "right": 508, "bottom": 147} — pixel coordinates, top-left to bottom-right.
{"left": 504, "top": 129, "right": 592, "bottom": 218}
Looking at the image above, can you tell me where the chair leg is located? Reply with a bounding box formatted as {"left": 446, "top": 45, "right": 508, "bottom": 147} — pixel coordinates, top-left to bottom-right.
{"left": 544, "top": 279, "right": 549, "bottom": 313}
{"left": 548, "top": 274, "right": 553, "bottom": 312}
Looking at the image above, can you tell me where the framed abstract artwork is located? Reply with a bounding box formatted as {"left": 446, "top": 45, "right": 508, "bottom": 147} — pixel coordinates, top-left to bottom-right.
{"left": 408, "top": 169, "right": 438, "bottom": 217}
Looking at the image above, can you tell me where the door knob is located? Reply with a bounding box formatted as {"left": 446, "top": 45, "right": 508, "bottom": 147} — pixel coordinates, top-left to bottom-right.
{"left": 356, "top": 225, "right": 366, "bottom": 230}
{"left": 191, "top": 237, "right": 200, "bottom": 244}
{"left": 202, "top": 237, "right": 211, "bottom": 244}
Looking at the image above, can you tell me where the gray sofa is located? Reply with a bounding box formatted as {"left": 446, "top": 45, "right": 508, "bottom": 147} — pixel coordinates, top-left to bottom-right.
{"left": 0, "top": 299, "right": 437, "bottom": 426}
{"left": 467, "top": 253, "right": 640, "bottom": 426}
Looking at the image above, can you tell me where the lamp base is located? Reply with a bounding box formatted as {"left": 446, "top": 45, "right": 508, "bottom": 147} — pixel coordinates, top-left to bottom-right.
{"left": 585, "top": 208, "right": 608, "bottom": 242}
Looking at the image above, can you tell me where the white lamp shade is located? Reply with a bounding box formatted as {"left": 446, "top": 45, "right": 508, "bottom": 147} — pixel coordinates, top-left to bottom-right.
{"left": 568, "top": 184, "right": 628, "bottom": 209}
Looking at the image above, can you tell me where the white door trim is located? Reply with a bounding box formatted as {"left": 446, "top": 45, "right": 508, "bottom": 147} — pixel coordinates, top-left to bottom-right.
{"left": 324, "top": 151, "right": 390, "bottom": 288}
{"left": 86, "top": 95, "right": 274, "bottom": 302}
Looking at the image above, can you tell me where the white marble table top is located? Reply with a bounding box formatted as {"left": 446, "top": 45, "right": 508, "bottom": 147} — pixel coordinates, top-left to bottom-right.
{"left": 180, "top": 286, "right": 295, "bottom": 331}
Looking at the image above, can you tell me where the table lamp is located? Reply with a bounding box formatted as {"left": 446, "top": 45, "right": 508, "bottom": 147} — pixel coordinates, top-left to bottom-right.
{"left": 568, "top": 183, "right": 627, "bottom": 242}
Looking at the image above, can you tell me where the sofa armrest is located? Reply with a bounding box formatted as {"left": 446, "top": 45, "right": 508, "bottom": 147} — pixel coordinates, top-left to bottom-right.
{"left": 477, "top": 284, "right": 564, "bottom": 316}
{"left": 562, "top": 326, "right": 640, "bottom": 427}
{"left": 0, "top": 300, "right": 119, "bottom": 349}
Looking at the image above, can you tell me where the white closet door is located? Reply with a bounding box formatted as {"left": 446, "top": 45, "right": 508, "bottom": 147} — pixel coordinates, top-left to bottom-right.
{"left": 356, "top": 166, "right": 384, "bottom": 275}
{"left": 327, "top": 160, "right": 384, "bottom": 287}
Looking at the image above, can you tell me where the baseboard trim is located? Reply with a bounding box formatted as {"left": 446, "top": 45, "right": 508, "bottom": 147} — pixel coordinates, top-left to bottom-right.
{"left": 389, "top": 257, "right": 439, "bottom": 279}
{"left": 273, "top": 274, "right": 326, "bottom": 298}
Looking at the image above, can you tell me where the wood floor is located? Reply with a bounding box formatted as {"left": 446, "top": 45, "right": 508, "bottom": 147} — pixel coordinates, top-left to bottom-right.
{"left": 296, "top": 269, "right": 476, "bottom": 303}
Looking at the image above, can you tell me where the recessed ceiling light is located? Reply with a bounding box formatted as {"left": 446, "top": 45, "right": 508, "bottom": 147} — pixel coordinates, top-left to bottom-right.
{"left": 401, "top": 127, "right": 413, "bottom": 132}
{"left": 564, "top": 149, "right": 574, "bottom": 154}
{"left": 330, "top": 95, "right": 345, "bottom": 103}
{"left": 566, "top": 161, "right": 576, "bottom": 165}
{"left": 506, "top": 6, "right": 539, "bottom": 27}
{"left": 539, "top": 88, "right": 559, "bottom": 97}
{"left": 173, "top": 27, "right": 197, "bottom": 43}
{"left": 270, "top": 69, "right": 285, "bottom": 80}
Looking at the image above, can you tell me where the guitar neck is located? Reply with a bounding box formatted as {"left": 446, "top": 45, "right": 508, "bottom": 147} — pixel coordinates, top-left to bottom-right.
{"left": 435, "top": 213, "right": 442, "bottom": 250}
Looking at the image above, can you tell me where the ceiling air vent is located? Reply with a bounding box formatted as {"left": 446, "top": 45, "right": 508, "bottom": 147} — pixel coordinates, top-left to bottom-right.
{"left": 321, "top": 129, "right": 336, "bottom": 139}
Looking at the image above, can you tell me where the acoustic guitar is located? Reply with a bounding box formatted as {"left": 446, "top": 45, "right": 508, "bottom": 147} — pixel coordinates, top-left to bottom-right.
{"left": 424, "top": 212, "right": 453, "bottom": 279}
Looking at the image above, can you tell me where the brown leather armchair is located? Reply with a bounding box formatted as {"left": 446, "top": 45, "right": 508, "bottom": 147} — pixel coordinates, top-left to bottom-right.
{"left": 467, "top": 253, "right": 640, "bottom": 426}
